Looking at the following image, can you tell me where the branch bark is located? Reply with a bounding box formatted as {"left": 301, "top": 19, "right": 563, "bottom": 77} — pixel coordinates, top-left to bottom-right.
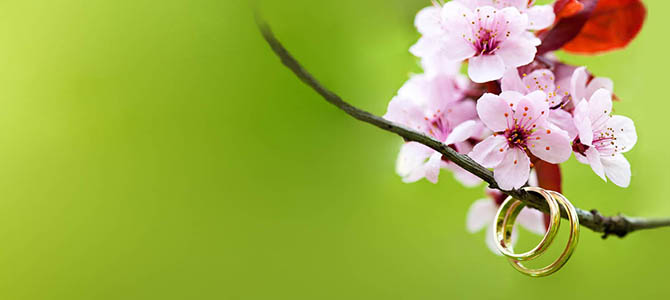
{"left": 256, "top": 17, "right": 670, "bottom": 238}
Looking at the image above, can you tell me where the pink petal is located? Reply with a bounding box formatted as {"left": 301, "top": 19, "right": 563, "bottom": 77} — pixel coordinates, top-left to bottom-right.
{"left": 584, "top": 147, "right": 606, "bottom": 182}
{"left": 570, "top": 67, "right": 589, "bottom": 103}
{"left": 499, "top": 7, "right": 528, "bottom": 36}
{"left": 499, "top": 91, "right": 524, "bottom": 108}
{"left": 517, "top": 207, "right": 547, "bottom": 235}
{"left": 549, "top": 109, "right": 578, "bottom": 140}
{"left": 501, "top": 68, "right": 527, "bottom": 93}
{"left": 585, "top": 77, "right": 614, "bottom": 99}
{"left": 469, "top": 135, "right": 508, "bottom": 168}
{"left": 494, "top": 147, "right": 531, "bottom": 190}
{"left": 476, "top": 93, "right": 513, "bottom": 132}
{"left": 496, "top": 37, "right": 537, "bottom": 68}
{"left": 468, "top": 54, "right": 506, "bottom": 83}
{"left": 446, "top": 120, "right": 478, "bottom": 145}
{"left": 572, "top": 100, "right": 594, "bottom": 146}
{"left": 396, "top": 142, "right": 433, "bottom": 183}
{"left": 528, "top": 125, "right": 572, "bottom": 164}
{"left": 410, "top": 36, "right": 440, "bottom": 58}
{"left": 526, "top": 5, "right": 555, "bottom": 30}
{"left": 588, "top": 89, "right": 613, "bottom": 130}
{"left": 607, "top": 115, "right": 637, "bottom": 153}
{"left": 522, "top": 69, "right": 557, "bottom": 95}
{"left": 424, "top": 152, "right": 443, "bottom": 183}
{"left": 513, "top": 95, "right": 548, "bottom": 129}
{"left": 415, "top": 6, "right": 443, "bottom": 36}
{"left": 466, "top": 198, "right": 497, "bottom": 233}
{"left": 602, "top": 154, "right": 632, "bottom": 188}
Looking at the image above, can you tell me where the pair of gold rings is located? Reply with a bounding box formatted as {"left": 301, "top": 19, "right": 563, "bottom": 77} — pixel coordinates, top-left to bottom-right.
{"left": 494, "top": 187, "right": 580, "bottom": 277}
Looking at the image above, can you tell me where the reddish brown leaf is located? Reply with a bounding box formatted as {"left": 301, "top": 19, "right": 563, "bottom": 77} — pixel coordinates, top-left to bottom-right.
{"left": 537, "top": 0, "right": 599, "bottom": 55}
{"left": 555, "top": 0, "right": 585, "bottom": 18}
{"left": 533, "top": 160, "right": 562, "bottom": 231}
{"left": 563, "top": 0, "right": 647, "bottom": 54}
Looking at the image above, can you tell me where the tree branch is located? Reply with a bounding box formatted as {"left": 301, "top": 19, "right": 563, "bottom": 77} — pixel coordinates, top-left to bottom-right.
{"left": 256, "top": 17, "right": 670, "bottom": 238}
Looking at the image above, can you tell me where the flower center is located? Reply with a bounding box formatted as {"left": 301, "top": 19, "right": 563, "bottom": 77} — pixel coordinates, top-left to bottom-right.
{"left": 505, "top": 127, "right": 531, "bottom": 149}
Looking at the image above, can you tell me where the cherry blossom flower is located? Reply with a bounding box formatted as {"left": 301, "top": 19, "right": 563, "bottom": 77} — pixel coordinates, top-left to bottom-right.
{"left": 454, "top": 0, "right": 556, "bottom": 30}
{"left": 467, "top": 187, "right": 546, "bottom": 254}
{"left": 572, "top": 89, "right": 637, "bottom": 187}
{"left": 384, "top": 73, "right": 483, "bottom": 185}
{"left": 501, "top": 68, "right": 578, "bottom": 139}
{"left": 469, "top": 91, "right": 572, "bottom": 190}
{"left": 555, "top": 65, "right": 614, "bottom": 106}
{"left": 434, "top": 2, "right": 540, "bottom": 83}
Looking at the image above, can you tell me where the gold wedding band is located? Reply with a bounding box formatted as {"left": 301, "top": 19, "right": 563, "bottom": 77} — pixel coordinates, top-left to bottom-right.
{"left": 494, "top": 187, "right": 580, "bottom": 277}
{"left": 494, "top": 187, "right": 561, "bottom": 261}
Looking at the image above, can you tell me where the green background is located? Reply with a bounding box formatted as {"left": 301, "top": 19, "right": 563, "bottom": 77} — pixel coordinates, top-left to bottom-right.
{"left": 0, "top": 0, "right": 665, "bottom": 298}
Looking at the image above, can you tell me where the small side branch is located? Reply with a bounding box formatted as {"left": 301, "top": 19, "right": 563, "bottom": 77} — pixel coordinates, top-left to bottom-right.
{"left": 256, "top": 17, "right": 670, "bottom": 238}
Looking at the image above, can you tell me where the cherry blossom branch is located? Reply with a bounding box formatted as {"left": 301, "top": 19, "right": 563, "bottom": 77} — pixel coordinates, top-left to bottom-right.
{"left": 257, "top": 18, "right": 670, "bottom": 239}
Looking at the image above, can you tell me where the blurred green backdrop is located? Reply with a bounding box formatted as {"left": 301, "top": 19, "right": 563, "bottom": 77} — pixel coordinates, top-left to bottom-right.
{"left": 0, "top": 0, "right": 665, "bottom": 299}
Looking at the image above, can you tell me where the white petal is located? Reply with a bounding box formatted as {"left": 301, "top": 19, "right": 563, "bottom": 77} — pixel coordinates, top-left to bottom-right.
{"left": 415, "top": 6, "right": 443, "bottom": 36}
{"left": 573, "top": 100, "right": 594, "bottom": 146}
{"left": 396, "top": 142, "right": 433, "bottom": 182}
{"left": 497, "top": 37, "right": 537, "bottom": 68}
{"left": 608, "top": 115, "right": 637, "bottom": 153}
{"left": 446, "top": 120, "right": 478, "bottom": 145}
{"left": 517, "top": 207, "right": 547, "bottom": 235}
{"left": 468, "top": 54, "right": 506, "bottom": 83}
{"left": 586, "top": 77, "right": 614, "bottom": 99}
{"left": 424, "top": 152, "right": 443, "bottom": 183}
{"left": 570, "top": 67, "right": 589, "bottom": 103}
{"left": 602, "top": 154, "right": 632, "bottom": 188}
{"left": 466, "top": 198, "right": 497, "bottom": 233}
{"left": 585, "top": 147, "right": 606, "bottom": 182}
{"left": 526, "top": 5, "right": 555, "bottom": 30}
{"left": 501, "top": 68, "right": 527, "bottom": 93}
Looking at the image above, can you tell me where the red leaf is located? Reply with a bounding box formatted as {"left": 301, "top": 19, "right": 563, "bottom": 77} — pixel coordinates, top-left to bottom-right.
{"left": 563, "top": 0, "right": 647, "bottom": 54}
{"left": 537, "top": 0, "right": 599, "bottom": 55}
{"left": 555, "top": 0, "right": 585, "bottom": 18}
{"left": 533, "top": 160, "right": 562, "bottom": 231}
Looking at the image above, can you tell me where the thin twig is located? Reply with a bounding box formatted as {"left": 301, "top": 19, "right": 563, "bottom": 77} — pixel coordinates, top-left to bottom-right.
{"left": 256, "top": 17, "right": 670, "bottom": 238}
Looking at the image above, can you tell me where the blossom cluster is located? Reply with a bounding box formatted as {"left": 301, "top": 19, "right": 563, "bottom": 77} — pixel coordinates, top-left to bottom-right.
{"left": 384, "top": 0, "right": 644, "bottom": 253}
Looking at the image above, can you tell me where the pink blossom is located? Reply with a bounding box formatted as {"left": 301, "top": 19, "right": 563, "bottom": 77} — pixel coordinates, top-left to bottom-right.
{"left": 467, "top": 187, "right": 546, "bottom": 255}
{"left": 572, "top": 89, "right": 637, "bottom": 187}
{"left": 556, "top": 66, "right": 614, "bottom": 106}
{"left": 454, "top": 0, "right": 556, "bottom": 30}
{"left": 469, "top": 91, "right": 572, "bottom": 190}
{"left": 502, "top": 68, "right": 578, "bottom": 139}
{"left": 384, "top": 73, "right": 483, "bottom": 185}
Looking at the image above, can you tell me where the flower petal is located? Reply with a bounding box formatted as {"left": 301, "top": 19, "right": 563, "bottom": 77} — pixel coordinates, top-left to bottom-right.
{"left": 469, "top": 135, "right": 508, "bottom": 168}
{"left": 528, "top": 125, "right": 572, "bottom": 164}
{"left": 424, "top": 152, "right": 443, "bottom": 184}
{"left": 415, "top": 6, "right": 443, "bottom": 36}
{"left": 608, "top": 115, "right": 637, "bottom": 153}
{"left": 501, "top": 68, "right": 527, "bottom": 93}
{"left": 570, "top": 66, "right": 589, "bottom": 103}
{"left": 584, "top": 147, "right": 606, "bottom": 182}
{"left": 550, "top": 108, "right": 578, "bottom": 140}
{"left": 468, "top": 54, "right": 506, "bottom": 83}
{"left": 588, "top": 89, "right": 613, "bottom": 130}
{"left": 494, "top": 147, "right": 531, "bottom": 190}
{"left": 602, "top": 154, "right": 632, "bottom": 188}
{"left": 517, "top": 207, "right": 547, "bottom": 235}
{"left": 573, "top": 99, "right": 594, "bottom": 146}
{"left": 585, "top": 77, "right": 614, "bottom": 98}
{"left": 446, "top": 120, "right": 478, "bottom": 145}
{"left": 396, "top": 142, "right": 433, "bottom": 182}
{"left": 496, "top": 37, "right": 537, "bottom": 69}
{"left": 476, "top": 93, "right": 513, "bottom": 132}
{"left": 527, "top": 5, "right": 555, "bottom": 30}
{"left": 466, "top": 198, "right": 497, "bottom": 233}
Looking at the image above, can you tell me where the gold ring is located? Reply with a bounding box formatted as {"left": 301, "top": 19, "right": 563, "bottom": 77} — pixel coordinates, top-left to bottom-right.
{"left": 494, "top": 187, "right": 561, "bottom": 261}
{"left": 502, "top": 191, "right": 579, "bottom": 277}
